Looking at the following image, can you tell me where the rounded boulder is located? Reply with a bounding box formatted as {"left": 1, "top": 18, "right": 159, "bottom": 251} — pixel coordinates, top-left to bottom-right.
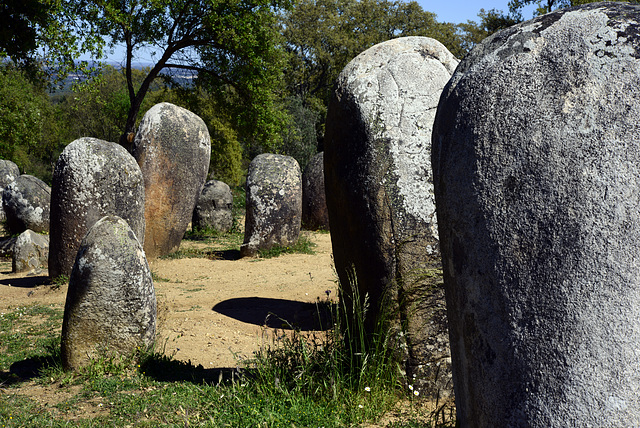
{"left": 433, "top": 3, "right": 640, "bottom": 426}
{"left": 49, "top": 138, "right": 146, "bottom": 279}
{"left": 61, "top": 216, "right": 156, "bottom": 370}
{"left": 241, "top": 154, "right": 302, "bottom": 257}
{"left": 133, "top": 102, "right": 211, "bottom": 259}
{"left": 2, "top": 174, "right": 51, "bottom": 234}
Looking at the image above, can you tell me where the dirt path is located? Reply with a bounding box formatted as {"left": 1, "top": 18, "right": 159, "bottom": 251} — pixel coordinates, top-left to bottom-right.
{"left": 0, "top": 231, "right": 337, "bottom": 369}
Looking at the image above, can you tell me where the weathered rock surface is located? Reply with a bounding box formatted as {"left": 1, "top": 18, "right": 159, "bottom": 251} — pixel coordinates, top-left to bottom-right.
{"left": 12, "top": 229, "right": 49, "bottom": 273}
{"left": 49, "top": 138, "right": 146, "bottom": 279}
{"left": 2, "top": 175, "right": 51, "bottom": 234}
{"left": 432, "top": 4, "right": 640, "bottom": 427}
{"left": 133, "top": 102, "right": 211, "bottom": 259}
{"left": 0, "top": 160, "right": 19, "bottom": 188}
{"left": 61, "top": 216, "right": 156, "bottom": 370}
{"left": 192, "top": 180, "right": 233, "bottom": 233}
{"left": 324, "top": 36, "right": 458, "bottom": 397}
{"left": 302, "top": 152, "right": 329, "bottom": 230}
{"left": 0, "top": 159, "right": 20, "bottom": 222}
{"left": 241, "top": 154, "right": 302, "bottom": 257}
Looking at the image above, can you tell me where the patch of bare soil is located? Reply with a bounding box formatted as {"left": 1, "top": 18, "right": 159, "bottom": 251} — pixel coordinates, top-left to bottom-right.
{"left": 0, "top": 231, "right": 336, "bottom": 370}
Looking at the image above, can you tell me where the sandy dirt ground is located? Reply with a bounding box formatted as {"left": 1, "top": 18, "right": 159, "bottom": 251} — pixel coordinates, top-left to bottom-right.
{"left": 0, "top": 231, "right": 337, "bottom": 370}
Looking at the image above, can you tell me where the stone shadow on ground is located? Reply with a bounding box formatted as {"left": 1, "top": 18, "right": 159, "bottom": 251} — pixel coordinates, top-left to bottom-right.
{"left": 3, "top": 354, "right": 247, "bottom": 387}
{"left": 0, "top": 275, "right": 50, "bottom": 288}
{"left": 212, "top": 297, "right": 335, "bottom": 331}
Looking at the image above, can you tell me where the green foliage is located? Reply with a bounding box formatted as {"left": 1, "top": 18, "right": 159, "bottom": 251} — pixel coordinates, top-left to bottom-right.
{"left": 458, "top": 8, "right": 522, "bottom": 51}
{"left": 0, "top": 65, "right": 66, "bottom": 182}
{"left": 257, "top": 234, "right": 317, "bottom": 258}
{"left": 57, "top": 65, "right": 167, "bottom": 143}
{"left": 66, "top": 0, "right": 292, "bottom": 153}
{"left": 280, "top": 95, "right": 321, "bottom": 170}
{"left": 509, "top": 0, "right": 639, "bottom": 17}
{"left": 170, "top": 86, "right": 245, "bottom": 186}
{"left": 280, "top": 0, "right": 466, "bottom": 148}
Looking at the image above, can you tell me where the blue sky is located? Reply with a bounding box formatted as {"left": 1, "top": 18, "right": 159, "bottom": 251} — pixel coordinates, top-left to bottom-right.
{"left": 416, "top": 0, "right": 533, "bottom": 23}
{"left": 99, "top": 0, "right": 537, "bottom": 64}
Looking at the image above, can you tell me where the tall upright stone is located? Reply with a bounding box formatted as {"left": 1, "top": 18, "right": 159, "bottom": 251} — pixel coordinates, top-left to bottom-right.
{"left": 61, "top": 216, "right": 156, "bottom": 370}
{"left": 0, "top": 160, "right": 19, "bottom": 188}
{"left": 192, "top": 180, "right": 234, "bottom": 233}
{"left": 324, "top": 36, "right": 458, "bottom": 397}
{"left": 49, "top": 138, "right": 146, "bottom": 279}
{"left": 432, "top": 4, "right": 640, "bottom": 426}
{"left": 2, "top": 175, "right": 51, "bottom": 234}
{"left": 302, "top": 152, "right": 329, "bottom": 230}
{"left": 133, "top": 103, "right": 211, "bottom": 259}
{"left": 241, "top": 153, "right": 302, "bottom": 257}
{"left": 0, "top": 159, "right": 20, "bottom": 223}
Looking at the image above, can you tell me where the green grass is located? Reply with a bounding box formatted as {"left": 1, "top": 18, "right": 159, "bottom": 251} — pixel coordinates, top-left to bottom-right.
{"left": 0, "top": 296, "right": 455, "bottom": 427}
{"left": 257, "top": 234, "right": 317, "bottom": 259}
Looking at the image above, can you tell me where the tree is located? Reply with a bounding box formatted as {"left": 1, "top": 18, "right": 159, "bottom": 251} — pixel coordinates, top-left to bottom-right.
{"left": 61, "top": 0, "right": 291, "bottom": 152}
{"left": 458, "top": 8, "right": 521, "bottom": 52}
{"left": 0, "top": 65, "right": 67, "bottom": 182}
{"left": 280, "top": 0, "right": 465, "bottom": 150}
{"left": 509, "top": 0, "right": 639, "bottom": 17}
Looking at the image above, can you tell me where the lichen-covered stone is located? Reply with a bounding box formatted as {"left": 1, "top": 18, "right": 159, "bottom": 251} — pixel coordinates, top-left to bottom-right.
{"left": 192, "top": 180, "right": 233, "bottom": 233}
{"left": 12, "top": 229, "right": 48, "bottom": 273}
{"left": 241, "top": 154, "right": 302, "bottom": 257}
{"left": 133, "top": 103, "right": 211, "bottom": 259}
{"left": 0, "top": 160, "right": 19, "bottom": 188}
{"left": 61, "top": 216, "right": 156, "bottom": 370}
{"left": 324, "top": 36, "right": 457, "bottom": 397}
{"left": 0, "top": 159, "right": 20, "bottom": 222}
{"left": 302, "top": 152, "right": 329, "bottom": 230}
{"left": 433, "top": 4, "right": 640, "bottom": 426}
{"left": 2, "top": 175, "right": 51, "bottom": 234}
{"left": 49, "top": 138, "right": 146, "bottom": 279}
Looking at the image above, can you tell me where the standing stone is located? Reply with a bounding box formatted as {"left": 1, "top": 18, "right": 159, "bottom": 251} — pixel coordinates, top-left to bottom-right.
{"left": 12, "top": 229, "right": 49, "bottom": 273}
{"left": 192, "top": 180, "right": 233, "bottom": 233}
{"left": 432, "top": 4, "right": 640, "bottom": 427}
{"left": 61, "top": 216, "right": 156, "bottom": 370}
{"left": 133, "top": 102, "right": 211, "bottom": 259}
{"left": 241, "top": 153, "right": 302, "bottom": 257}
{"left": 302, "top": 152, "right": 329, "bottom": 230}
{"left": 49, "top": 138, "right": 146, "bottom": 279}
{"left": 324, "top": 36, "right": 458, "bottom": 397}
{"left": 0, "top": 160, "right": 19, "bottom": 188}
{"left": 2, "top": 175, "right": 51, "bottom": 234}
{"left": 0, "top": 159, "right": 20, "bottom": 223}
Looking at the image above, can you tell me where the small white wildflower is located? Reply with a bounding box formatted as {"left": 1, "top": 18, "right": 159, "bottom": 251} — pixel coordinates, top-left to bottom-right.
{"left": 414, "top": 390, "right": 420, "bottom": 397}
{"left": 358, "top": 404, "right": 364, "bottom": 409}
{"left": 408, "top": 384, "right": 414, "bottom": 391}
{"left": 364, "top": 386, "right": 371, "bottom": 392}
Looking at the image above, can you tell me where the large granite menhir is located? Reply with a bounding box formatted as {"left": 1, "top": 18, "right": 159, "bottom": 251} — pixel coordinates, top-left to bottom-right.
{"left": 433, "top": 3, "right": 640, "bottom": 426}
{"left": 2, "top": 174, "right": 50, "bottom": 235}
{"left": 241, "top": 153, "right": 302, "bottom": 257}
{"left": 61, "top": 216, "right": 156, "bottom": 370}
{"left": 49, "top": 138, "right": 146, "bottom": 279}
{"left": 324, "top": 36, "right": 458, "bottom": 397}
{"left": 133, "top": 102, "right": 211, "bottom": 259}
{"left": 302, "top": 152, "right": 329, "bottom": 230}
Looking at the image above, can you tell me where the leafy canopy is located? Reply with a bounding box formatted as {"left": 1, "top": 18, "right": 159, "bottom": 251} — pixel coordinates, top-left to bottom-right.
{"left": 61, "top": 0, "right": 292, "bottom": 152}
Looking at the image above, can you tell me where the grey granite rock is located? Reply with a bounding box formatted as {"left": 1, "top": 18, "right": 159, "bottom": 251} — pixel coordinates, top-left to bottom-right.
{"left": 49, "top": 138, "right": 146, "bottom": 279}
{"left": 324, "top": 36, "right": 458, "bottom": 397}
{"left": 12, "top": 229, "right": 48, "bottom": 273}
{"left": 61, "top": 216, "right": 156, "bottom": 370}
{"left": 133, "top": 103, "right": 211, "bottom": 259}
{"left": 241, "top": 154, "right": 302, "bottom": 257}
{"left": 2, "top": 175, "right": 50, "bottom": 234}
{"left": 302, "top": 152, "right": 329, "bottom": 230}
{"left": 432, "top": 3, "right": 640, "bottom": 426}
{"left": 192, "top": 180, "right": 233, "bottom": 233}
